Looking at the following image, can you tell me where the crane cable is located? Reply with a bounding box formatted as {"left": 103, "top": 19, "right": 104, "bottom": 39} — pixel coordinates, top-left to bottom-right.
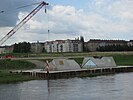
{"left": 0, "top": 2, "right": 50, "bottom": 35}
{"left": 0, "top": 1, "right": 49, "bottom": 45}
{"left": 46, "top": 5, "right": 50, "bottom": 40}
{"left": 0, "top": 2, "right": 50, "bottom": 41}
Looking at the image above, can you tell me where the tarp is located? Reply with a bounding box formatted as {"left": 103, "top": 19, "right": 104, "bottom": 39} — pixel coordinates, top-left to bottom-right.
{"left": 47, "top": 58, "right": 81, "bottom": 71}
{"left": 82, "top": 56, "right": 117, "bottom": 69}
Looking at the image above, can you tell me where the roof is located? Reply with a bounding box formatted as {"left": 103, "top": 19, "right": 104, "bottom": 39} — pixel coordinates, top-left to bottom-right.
{"left": 82, "top": 56, "right": 116, "bottom": 68}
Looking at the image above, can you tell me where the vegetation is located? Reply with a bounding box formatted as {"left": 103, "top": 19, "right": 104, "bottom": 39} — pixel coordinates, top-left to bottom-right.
{"left": 1, "top": 52, "right": 133, "bottom": 66}
{"left": 68, "top": 52, "right": 133, "bottom": 66}
{"left": 113, "top": 55, "right": 133, "bottom": 66}
{"left": 0, "top": 59, "right": 36, "bottom": 83}
{"left": 0, "top": 71, "right": 37, "bottom": 84}
{"left": 80, "top": 36, "right": 85, "bottom": 52}
{"left": 0, "top": 59, "right": 36, "bottom": 69}
{"left": 70, "top": 57, "right": 83, "bottom": 65}
{"left": 13, "top": 42, "right": 31, "bottom": 53}
{"left": 97, "top": 44, "right": 133, "bottom": 52}
{"left": 0, "top": 52, "right": 133, "bottom": 83}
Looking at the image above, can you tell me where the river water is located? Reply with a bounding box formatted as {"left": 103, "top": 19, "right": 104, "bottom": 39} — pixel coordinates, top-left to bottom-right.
{"left": 0, "top": 72, "right": 133, "bottom": 100}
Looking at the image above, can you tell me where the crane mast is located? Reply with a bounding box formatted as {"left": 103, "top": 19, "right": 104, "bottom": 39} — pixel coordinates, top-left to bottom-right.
{"left": 0, "top": 1, "right": 48, "bottom": 45}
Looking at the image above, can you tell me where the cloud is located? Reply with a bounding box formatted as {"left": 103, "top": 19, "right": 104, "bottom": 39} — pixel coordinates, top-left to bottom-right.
{"left": 0, "top": 0, "right": 37, "bottom": 27}
{"left": 1, "top": 0, "right": 133, "bottom": 45}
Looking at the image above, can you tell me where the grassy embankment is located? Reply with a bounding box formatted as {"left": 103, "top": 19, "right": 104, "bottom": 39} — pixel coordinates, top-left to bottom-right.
{"left": 69, "top": 52, "right": 133, "bottom": 66}
{"left": 0, "top": 59, "right": 37, "bottom": 84}
{"left": 113, "top": 55, "right": 133, "bottom": 66}
{"left": 73, "top": 55, "right": 133, "bottom": 66}
{"left": 0, "top": 52, "right": 133, "bottom": 83}
{"left": 8, "top": 52, "right": 132, "bottom": 66}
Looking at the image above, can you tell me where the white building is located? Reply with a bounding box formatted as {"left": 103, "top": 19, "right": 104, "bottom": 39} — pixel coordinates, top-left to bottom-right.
{"left": 127, "top": 40, "right": 133, "bottom": 46}
{"left": 0, "top": 46, "right": 13, "bottom": 54}
{"left": 31, "top": 41, "right": 45, "bottom": 53}
{"left": 0, "top": 47, "right": 5, "bottom": 54}
{"left": 45, "top": 39, "right": 83, "bottom": 53}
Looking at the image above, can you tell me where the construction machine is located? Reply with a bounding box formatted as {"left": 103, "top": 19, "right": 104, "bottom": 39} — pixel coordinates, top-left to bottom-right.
{"left": 0, "top": 1, "right": 48, "bottom": 46}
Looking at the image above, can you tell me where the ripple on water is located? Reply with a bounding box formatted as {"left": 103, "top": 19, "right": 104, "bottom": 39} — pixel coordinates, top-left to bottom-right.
{"left": 0, "top": 73, "right": 133, "bottom": 100}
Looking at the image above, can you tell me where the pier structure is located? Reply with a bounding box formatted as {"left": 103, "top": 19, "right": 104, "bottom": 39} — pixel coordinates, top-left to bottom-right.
{"left": 12, "top": 66, "right": 133, "bottom": 79}
{"left": 10, "top": 57, "right": 133, "bottom": 79}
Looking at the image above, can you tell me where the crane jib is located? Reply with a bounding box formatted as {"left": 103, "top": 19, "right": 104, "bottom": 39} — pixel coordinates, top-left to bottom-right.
{"left": 0, "top": 1, "right": 48, "bottom": 46}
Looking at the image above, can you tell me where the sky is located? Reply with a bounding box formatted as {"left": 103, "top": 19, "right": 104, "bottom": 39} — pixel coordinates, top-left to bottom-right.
{"left": 0, "top": 0, "right": 133, "bottom": 45}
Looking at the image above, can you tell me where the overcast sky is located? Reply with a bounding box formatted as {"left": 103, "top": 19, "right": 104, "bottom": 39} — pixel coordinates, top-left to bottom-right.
{"left": 0, "top": 0, "right": 133, "bottom": 45}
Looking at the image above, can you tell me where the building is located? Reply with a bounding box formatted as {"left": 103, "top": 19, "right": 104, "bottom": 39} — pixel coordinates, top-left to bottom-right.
{"left": 0, "top": 47, "right": 5, "bottom": 54}
{"left": 45, "top": 39, "right": 83, "bottom": 53}
{"left": 31, "top": 41, "right": 45, "bottom": 53}
{"left": 85, "top": 39, "right": 127, "bottom": 51}
{"left": 127, "top": 40, "right": 133, "bottom": 46}
{"left": 0, "top": 46, "right": 14, "bottom": 54}
{"left": 0, "top": 39, "right": 83, "bottom": 54}
{"left": 1, "top": 39, "right": 132, "bottom": 54}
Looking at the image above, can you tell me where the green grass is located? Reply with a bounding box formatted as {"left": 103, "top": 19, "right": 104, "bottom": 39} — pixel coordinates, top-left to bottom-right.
{"left": 0, "top": 52, "right": 133, "bottom": 83}
{"left": 0, "top": 59, "right": 37, "bottom": 83}
{"left": 1, "top": 52, "right": 133, "bottom": 58}
{"left": 71, "top": 55, "right": 133, "bottom": 66}
{"left": 0, "top": 71, "right": 37, "bottom": 84}
{"left": 0, "top": 59, "right": 36, "bottom": 70}
{"left": 69, "top": 58, "right": 83, "bottom": 65}
{"left": 113, "top": 55, "right": 133, "bottom": 66}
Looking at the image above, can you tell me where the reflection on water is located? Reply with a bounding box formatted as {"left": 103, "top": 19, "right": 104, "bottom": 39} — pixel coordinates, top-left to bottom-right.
{"left": 0, "top": 73, "right": 133, "bottom": 100}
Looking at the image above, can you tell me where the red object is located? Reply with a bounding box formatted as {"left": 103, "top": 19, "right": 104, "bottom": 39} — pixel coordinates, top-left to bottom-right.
{"left": 4, "top": 55, "right": 14, "bottom": 58}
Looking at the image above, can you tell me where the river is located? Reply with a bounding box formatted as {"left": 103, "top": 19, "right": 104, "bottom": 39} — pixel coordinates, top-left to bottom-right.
{"left": 0, "top": 72, "right": 133, "bottom": 100}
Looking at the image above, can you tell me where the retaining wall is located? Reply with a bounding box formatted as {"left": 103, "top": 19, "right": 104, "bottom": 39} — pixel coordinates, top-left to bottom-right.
{"left": 19, "top": 66, "right": 133, "bottom": 79}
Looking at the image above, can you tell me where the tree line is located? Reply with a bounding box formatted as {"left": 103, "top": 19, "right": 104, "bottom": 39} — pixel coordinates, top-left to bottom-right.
{"left": 13, "top": 36, "right": 86, "bottom": 53}
{"left": 96, "top": 44, "right": 133, "bottom": 52}
{"left": 13, "top": 42, "right": 31, "bottom": 53}
{"left": 13, "top": 38, "right": 133, "bottom": 53}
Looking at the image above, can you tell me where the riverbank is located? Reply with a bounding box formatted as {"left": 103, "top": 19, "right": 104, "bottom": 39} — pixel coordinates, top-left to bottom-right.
{"left": 0, "top": 59, "right": 36, "bottom": 69}
{"left": 20, "top": 66, "right": 133, "bottom": 79}
{"left": 1, "top": 51, "right": 133, "bottom": 58}
{"left": 0, "top": 71, "right": 38, "bottom": 84}
{"left": 0, "top": 59, "right": 37, "bottom": 84}
{"left": 72, "top": 55, "right": 133, "bottom": 66}
{"left": 0, "top": 52, "right": 133, "bottom": 83}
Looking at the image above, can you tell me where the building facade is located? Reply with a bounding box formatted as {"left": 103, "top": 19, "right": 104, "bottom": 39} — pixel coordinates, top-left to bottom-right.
{"left": 1, "top": 39, "right": 132, "bottom": 54}
{"left": 31, "top": 41, "right": 45, "bottom": 53}
{"left": 45, "top": 39, "right": 83, "bottom": 53}
{"left": 127, "top": 40, "right": 133, "bottom": 46}
{"left": 85, "top": 39, "right": 127, "bottom": 51}
{"left": 0, "top": 46, "right": 14, "bottom": 54}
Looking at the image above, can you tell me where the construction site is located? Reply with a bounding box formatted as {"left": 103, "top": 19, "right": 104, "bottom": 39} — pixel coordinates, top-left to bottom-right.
{"left": 0, "top": 1, "right": 132, "bottom": 78}
{"left": 0, "top": 1, "right": 133, "bottom": 79}
{"left": 1, "top": 1, "right": 133, "bottom": 100}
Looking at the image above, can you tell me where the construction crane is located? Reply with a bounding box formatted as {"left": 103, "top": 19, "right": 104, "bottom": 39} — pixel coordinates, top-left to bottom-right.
{"left": 0, "top": 1, "right": 48, "bottom": 45}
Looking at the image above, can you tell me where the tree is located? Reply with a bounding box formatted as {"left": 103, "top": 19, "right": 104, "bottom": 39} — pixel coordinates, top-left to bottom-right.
{"left": 13, "top": 42, "right": 31, "bottom": 53}
{"left": 96, "top": 44, "right": 133, "bottom": 52}
{"left": 60, "top": 45, "right": 63, "bottom": 52}
{"left": 80, "top": 36, "right": 85, "bottom": 52}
